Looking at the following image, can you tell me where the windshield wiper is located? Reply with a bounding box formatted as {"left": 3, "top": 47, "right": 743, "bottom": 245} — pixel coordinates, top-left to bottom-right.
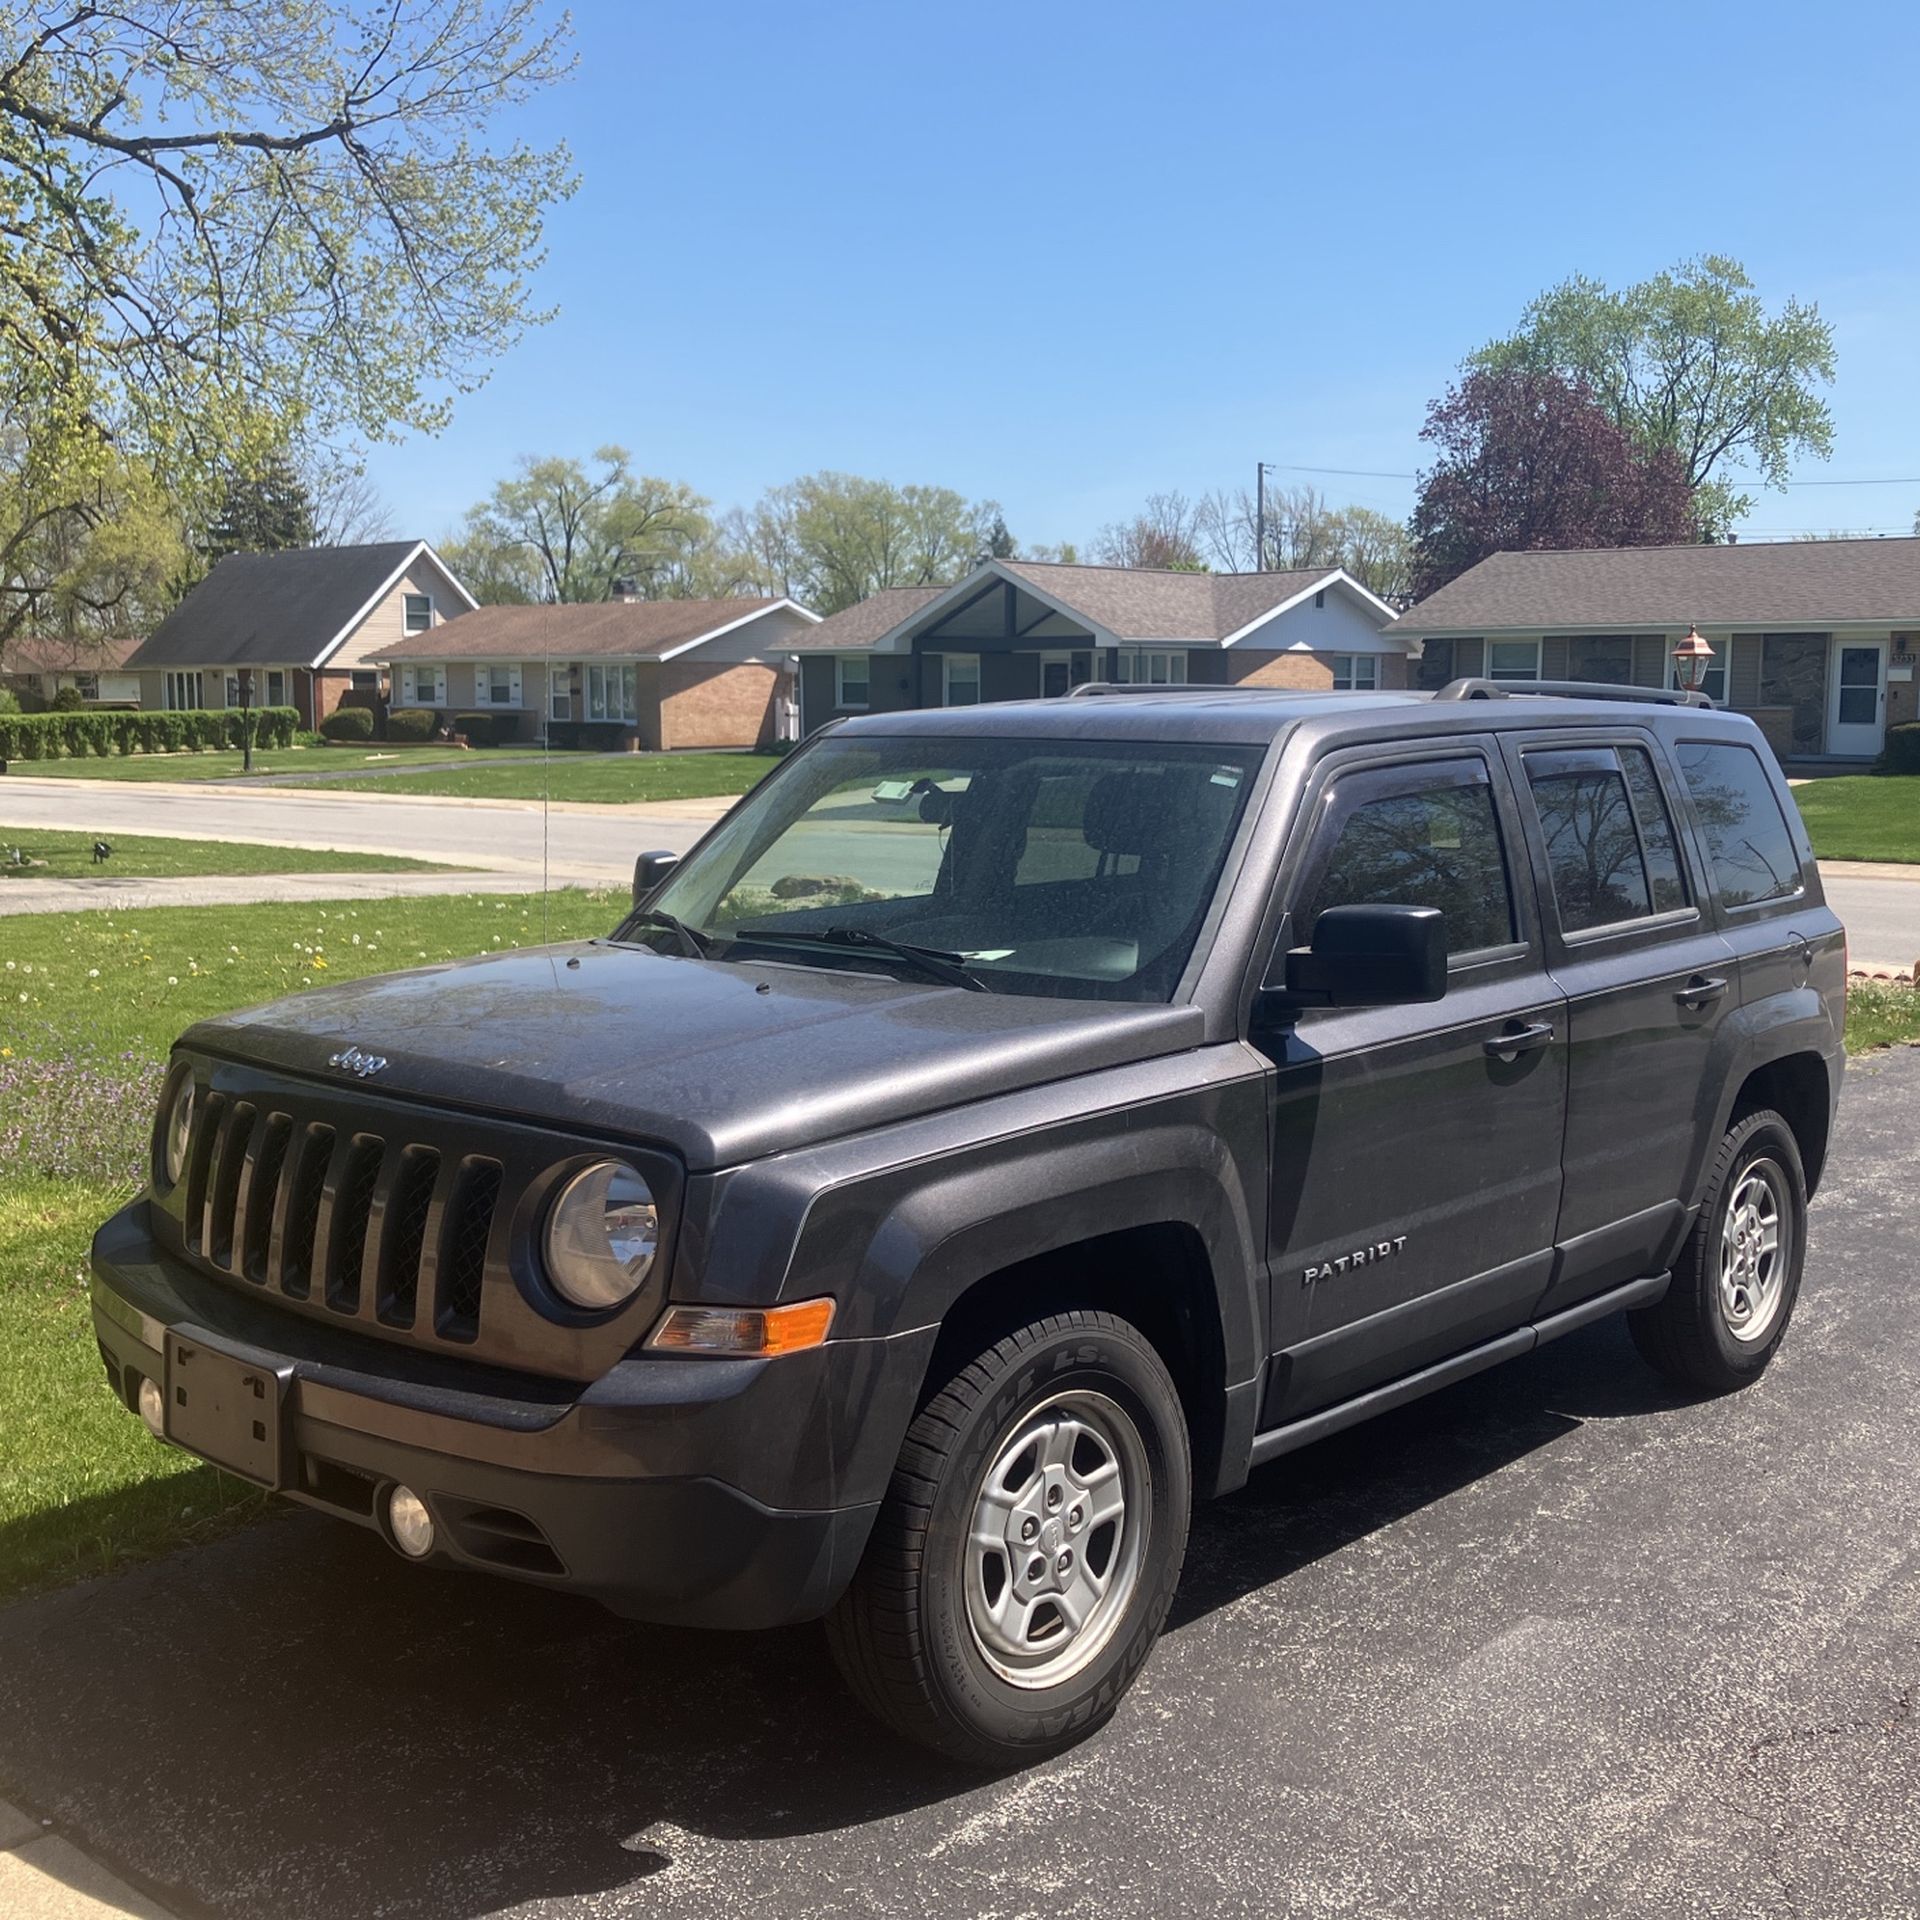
{"left": 623, "top": 907, "right": 713, "bottom": 958}
{"left": 731, "top": 925, "right": 987, "bottom": 991}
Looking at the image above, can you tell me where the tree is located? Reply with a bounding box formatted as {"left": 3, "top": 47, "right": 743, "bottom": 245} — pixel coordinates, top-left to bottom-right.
{"left": 307, "top": 456, "right": 395, "bottom": 548}
{"left": 1196, "top": 484, "right": 1412, "bottom": 599}
{"left": 204, "top": 454, "right": 318, "bottom": 563}
{"left": 1092, "top": 492, "right": 1207, "bottom": 570}
{"left": 1474, "top": 256, "right": 1835, "bottom": 535}
{"left": 447, "top": 449, "right": 715, "bottom": 604}
{"left": 1409, "top": 367, "right": 1698, "bottom": 598}
{"left": 725, "top": 474, "right": 1007, "bottom": 613}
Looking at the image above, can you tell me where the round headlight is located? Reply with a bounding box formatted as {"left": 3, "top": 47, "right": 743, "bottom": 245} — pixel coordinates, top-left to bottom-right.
{"left": 544, "top": 1160, "right": 659, "bottom": 1311}
{"left": 160, "top": 1069, "right": 196, "bottom": 1189}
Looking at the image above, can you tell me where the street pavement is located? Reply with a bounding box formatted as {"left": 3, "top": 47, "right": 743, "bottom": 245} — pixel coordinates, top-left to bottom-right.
{"left": 3, "top": 774, "right": 1917, "bottom": 966}
{"left": 1, "top": 1048, "right": 1914, "bottom": 1918}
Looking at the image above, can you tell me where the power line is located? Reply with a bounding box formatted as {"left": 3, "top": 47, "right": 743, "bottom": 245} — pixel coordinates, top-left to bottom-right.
{"left": 1262, "top": 460, "right": 1920, "bottom": 491}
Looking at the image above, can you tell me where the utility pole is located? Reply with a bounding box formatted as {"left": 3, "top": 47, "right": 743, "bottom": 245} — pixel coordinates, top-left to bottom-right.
{"left": 1254, "top": 462, "right": 1275, "bottom": 572}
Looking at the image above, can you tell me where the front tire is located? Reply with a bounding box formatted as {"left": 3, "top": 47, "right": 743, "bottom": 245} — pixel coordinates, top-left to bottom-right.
{"left": 827, "top": 1310, "right": 1191, "bottom": 1769}
{"left": 1630, "top": 1107, "right": 1807, "bottom": 1393}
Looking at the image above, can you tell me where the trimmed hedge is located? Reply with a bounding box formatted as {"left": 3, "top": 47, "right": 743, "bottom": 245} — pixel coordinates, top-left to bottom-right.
{"left": 319, "top": 705, "right": 375, "bottom": 742}
{"left": 384, "top": 707, "right": 437, "bottom": 741}
{"left": 453, "top": 710, "right": 501, "bottom": 747}
{"left": 0, "top": 705, "right": 299, "bottom": 761}
{"left": 1878, "top": 721, "right": 1920, "bottom": 776}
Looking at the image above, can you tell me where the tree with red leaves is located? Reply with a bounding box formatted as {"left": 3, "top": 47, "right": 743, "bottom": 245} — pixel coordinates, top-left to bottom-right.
{"left": 1409, "top": 368, "right": 1698, "bottom": 598}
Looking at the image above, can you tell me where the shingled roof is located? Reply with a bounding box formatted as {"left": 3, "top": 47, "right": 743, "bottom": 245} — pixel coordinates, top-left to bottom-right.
{"left": 1399, "top": 537, "right": 1920, "bottom": 635}
{"left": 791, "top": 561, "right": 1397, "bottom": 652}
{"left": 126, "top": 541, "right": 467, "bottom": 671}
{"left": 382, "top": 598, "right": 803, "bottom": 661}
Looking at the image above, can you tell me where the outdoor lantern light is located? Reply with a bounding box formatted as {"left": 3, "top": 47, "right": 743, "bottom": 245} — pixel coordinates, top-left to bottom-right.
{"left": 1672, "top": 626, "right": 1716, "bottom": 696}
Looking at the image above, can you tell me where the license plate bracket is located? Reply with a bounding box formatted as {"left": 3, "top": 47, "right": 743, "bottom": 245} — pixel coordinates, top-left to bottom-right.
{"left": 164, "top": 1329, "right": 292, "bottom": 1489}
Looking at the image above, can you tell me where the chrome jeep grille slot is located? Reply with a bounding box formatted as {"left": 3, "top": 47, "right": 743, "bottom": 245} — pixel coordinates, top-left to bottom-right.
{"left": 327, "top": 1136, "right": 384, "bottom": 1313}
{"left": 436, "top": 1157, "right": 501, "bottom": 1341}
{"left": 379, "top": 1146, "right": 441, "bottom": 1327}
{"left": 241, "top": 1113, "right": 292, "bottom": 1283}
{"left": 279, "top": 1122, "right": 334, "bottom": 1299}
{"left": 205, "top": 1100, "right": 255, "bottom": 1269}
{"left": 182, "top": 1090, "right": 227, "bottom": 1255}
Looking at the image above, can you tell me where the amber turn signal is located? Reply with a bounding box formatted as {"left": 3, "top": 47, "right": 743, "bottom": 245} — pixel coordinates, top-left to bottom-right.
{"left": 647, "top": 1298, "right": 835, "bottom": 1357}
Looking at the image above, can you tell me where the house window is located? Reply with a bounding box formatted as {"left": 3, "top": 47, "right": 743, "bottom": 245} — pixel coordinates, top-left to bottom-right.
{"left": 550, "top": 667, "right": 573, "bottom": 722}
{"left": 351, "top": 670, "right": 380, "bottom": 690}
{"left": 586, "top": 662, "right": 637, "bottom": 721}
{"left": 224, "top": 675, "right": 241, "bottom": 708}
{"left": 404, "top": 593, "right": 433, "bottom": 634}
{"left": 72, "top": 672, "right": 99, "bottom": 701}
{"left": 1114, "top": 650, "right": 1187, "bottom": 685}
{"left": 477, "top": 663, "right": 521, "bottom": 707}
{"left": 1315, "top": 589, "right": 1326, "bottom": 608}
{"left": 403, "top": 665, "right": 445, "bottom": 707}
{"left": 1038, "top": 651, "right": 1096, "bottom": 697}
{"left": 941, "top": 653, "right": 981, "bottom": 707}
{"left": 835, "top": 656, "right": 870, "bottom": 710}
{"left": 165, "top": 671, "right": 204, "bottom": 710}
{"left": 265, "top": 670, "right": 286, "bottom": 707}
{"left": 1331, "top": 654, "right": 1379, "bottom": 691}
{"left": 1487, "top": 639, "right": 1541, "bottom": 682}
{"left": 1671, "top": 636, "right": 1727, "bottom": 705}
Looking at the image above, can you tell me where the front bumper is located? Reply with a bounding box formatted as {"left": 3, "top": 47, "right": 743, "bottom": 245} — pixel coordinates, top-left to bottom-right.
{"left": 91, "top": 1201, "right": 934, "bottom": 1628}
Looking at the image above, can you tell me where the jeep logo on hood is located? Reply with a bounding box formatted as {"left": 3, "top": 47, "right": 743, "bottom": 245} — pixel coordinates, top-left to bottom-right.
{"left": 328, "top": 1045, "right": 388, "bottom": 1079}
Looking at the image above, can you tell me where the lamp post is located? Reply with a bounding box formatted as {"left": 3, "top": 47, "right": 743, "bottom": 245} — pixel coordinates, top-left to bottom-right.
{"left": 237, "top": 666, "right": 255, "bottom": 772}
{"left": 1671, "top": 626, "right": 1716, "bottom": 701}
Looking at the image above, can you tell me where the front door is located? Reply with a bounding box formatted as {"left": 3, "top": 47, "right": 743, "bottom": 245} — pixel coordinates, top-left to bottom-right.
{"left": 1255, "top": 748, "right": 1568, "bottom": 1423}
{"left": 1827, "top": 640, "right": 1887, "bottom": 756}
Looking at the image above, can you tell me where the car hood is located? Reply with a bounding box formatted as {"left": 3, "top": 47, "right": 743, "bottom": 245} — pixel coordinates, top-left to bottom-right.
{"left": 183, "top": 941, "right": 1206, "bottom": 1169}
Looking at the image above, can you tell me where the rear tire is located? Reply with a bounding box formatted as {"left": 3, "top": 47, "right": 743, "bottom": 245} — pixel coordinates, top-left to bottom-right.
{"left": 826, "top": 1310, "right": 1191, "bottom": 1769}
{"left": 1630, "top": 1107, "right": 1807, "bottom": 1393}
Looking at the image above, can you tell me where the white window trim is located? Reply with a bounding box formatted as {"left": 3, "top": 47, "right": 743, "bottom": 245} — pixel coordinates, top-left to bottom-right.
{"left": 165, "top": 670, "right": 203, "bottom": 711}
{"left": 584, "top": 661, "right": 638, "bottom": 723}
{"left": 403, "top": 592, "right": 434, "bottom": 635}
{"left": 473, "top": 663, "right": 523, "bottom": 708}
{"left": 1486, "top": 638, "right": 1542, "bottom": 683}
{"left": 835, "top": 655, "right": 870, "bottom": 710}
{"left": 1113, "top": 649, "right": 1187, "bottom": 686}
{"left": 1331, "top": 653, "right": 1379, "bottom": 692}
{"left": 940, "top": 652, "right": 982, "bottom": 706}
{"left": 402, "top": 664, "right": 446, "bottom": 707}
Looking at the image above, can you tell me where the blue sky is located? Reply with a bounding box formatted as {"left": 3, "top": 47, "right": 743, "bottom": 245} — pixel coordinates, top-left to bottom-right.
{"left": 365, "top": 0, "right": 1920, "bottom": 553}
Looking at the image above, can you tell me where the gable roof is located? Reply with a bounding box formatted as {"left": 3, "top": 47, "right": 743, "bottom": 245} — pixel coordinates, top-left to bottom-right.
{"left": 125, "top": 541, "right": 473, "bottom": 672}
{"left": 3, "top": 633, "right": 142, "bottom": 674}
{"left": 1399, "top": 537, "right": 1920, "bottom": 636}
{"left": 378, "top": 597, "right": 812, "bottom": 663}
{"left": 790, "top": 561, "right": 1402, "bottom": 653}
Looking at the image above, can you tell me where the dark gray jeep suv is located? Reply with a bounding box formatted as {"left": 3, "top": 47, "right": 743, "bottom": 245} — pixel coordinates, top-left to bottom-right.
{"left": 91, "top": 679, "right": 1845, "bottom": 1766}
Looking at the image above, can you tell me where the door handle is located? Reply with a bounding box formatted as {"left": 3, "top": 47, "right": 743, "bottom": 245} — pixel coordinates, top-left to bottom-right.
{"left": 1675, "top": 974, "right": 1729, "bottom": 1009}
{"left": 1484, "top": 1019, "right": 1554, "bottom": 1059}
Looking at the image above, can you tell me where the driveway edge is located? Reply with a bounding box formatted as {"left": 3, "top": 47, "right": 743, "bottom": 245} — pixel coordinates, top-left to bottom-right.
{"left": 0, "top": 1798, "right": 186, "bottom": 1918}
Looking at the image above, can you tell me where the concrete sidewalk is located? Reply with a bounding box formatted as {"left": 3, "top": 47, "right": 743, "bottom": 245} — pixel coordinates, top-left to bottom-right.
{"left": 0, "top": 870, "right": 588, "bottom": 916}
{"left": 1, "top": 1799, "right": 176, "bottom": 1918}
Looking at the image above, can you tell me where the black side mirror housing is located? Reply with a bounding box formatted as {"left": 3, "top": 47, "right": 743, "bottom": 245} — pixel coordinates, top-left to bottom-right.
{"left": 1272, "top": 903, "right": 1447, "bottom": 1009}
{"left": 631, "top": 849, "right": 680, "bottom": 906}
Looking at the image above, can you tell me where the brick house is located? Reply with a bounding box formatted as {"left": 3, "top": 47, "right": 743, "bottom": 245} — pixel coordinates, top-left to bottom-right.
{"left": 786, "top": 559, "right": 1412, "bottom": 732}
{"left": 1397, "top": 538, "right": 1920, "bottom": 761}
{"left": 122, "top": 540, "right": 474, "bottom": 729}
{"left": 378, "top": 596, "right": 821, "bottom": 750}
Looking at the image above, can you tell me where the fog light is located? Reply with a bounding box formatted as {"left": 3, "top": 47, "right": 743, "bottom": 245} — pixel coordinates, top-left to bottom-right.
{"left": 387, "top": 1485, "right": 435, "bottom": 1559}
{"left": 137, "top": 1375, "right": 166, "bottom": 1439}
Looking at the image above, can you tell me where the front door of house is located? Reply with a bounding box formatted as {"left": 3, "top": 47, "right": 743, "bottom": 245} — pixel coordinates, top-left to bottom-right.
{"left": 1827, "top": 640, "right": 1888, "bottom": 756}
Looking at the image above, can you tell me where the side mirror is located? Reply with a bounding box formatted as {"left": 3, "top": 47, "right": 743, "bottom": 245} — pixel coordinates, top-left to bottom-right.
{"left": 1273, "top": 904, "right": 1447, "bottom": 1009}
{"left": 631, "top": 848, "right": 680, "bottom": 906}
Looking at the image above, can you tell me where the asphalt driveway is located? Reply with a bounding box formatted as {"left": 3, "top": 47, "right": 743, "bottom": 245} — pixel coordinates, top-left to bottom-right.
{"left": 0, "top": 1054, "right": 1916, "bottom": 1919}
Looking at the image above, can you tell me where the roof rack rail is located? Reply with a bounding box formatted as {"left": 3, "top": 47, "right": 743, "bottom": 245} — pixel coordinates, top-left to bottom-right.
{"left": 1062, "top": 682, "right": 1233, "bottom": 699}
{"left": 1432, "top": 677, "right": 1713, "bottom": 709}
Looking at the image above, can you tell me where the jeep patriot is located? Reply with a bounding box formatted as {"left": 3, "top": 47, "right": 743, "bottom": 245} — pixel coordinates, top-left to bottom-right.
{"left": 91, "top": 679, "right": 1845, "bottom": 1766}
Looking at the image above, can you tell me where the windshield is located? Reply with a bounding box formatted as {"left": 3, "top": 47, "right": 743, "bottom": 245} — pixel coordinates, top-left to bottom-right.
{"left": 627, "top": 734, "right": 1265, "bottom": 1001}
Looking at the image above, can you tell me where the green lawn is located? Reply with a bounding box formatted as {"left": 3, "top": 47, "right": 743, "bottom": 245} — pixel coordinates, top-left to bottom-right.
{"left": 278, "top": 750, "right": 781, "bottom": 803}
{"left": 0, "top": 825, "right": 451, "bottom": 880}
{"left": 0, "top": 887, "right": 619, "bottom": 1604}
{"left": 7, "top": 745, "right": 541, "bottom": 783}
{"left": 1793, "top": 775, "right": 1920, "bottom": 864}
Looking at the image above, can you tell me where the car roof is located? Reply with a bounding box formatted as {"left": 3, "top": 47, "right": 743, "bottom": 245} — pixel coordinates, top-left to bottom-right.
{"left": 829, "top": 686, "right": 1761, "bottom": 752}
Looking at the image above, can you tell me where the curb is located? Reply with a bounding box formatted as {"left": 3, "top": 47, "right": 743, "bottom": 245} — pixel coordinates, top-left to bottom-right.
{"left": 0, "top": 1799, "right": 184, "bottom": 1918}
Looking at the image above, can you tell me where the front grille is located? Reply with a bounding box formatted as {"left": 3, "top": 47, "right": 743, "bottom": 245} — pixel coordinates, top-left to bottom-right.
{"left": 181, "top": 1097, "right": 502, "bottom": 1347}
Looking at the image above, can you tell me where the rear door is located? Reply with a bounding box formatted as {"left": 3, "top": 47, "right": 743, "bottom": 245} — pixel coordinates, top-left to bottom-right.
{"left": 1501, "top": 730, "right": 1737, "bottom": 1313}
{"left": 1255, "top": 744, "right": 1568, "bottom": 1421}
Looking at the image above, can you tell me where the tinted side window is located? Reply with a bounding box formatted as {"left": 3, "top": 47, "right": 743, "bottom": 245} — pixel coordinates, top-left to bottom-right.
{"left": 1299, "top": 772, "right": 1515, "bottom": 956}
{"left": 1676, "top": 741, "right": 1802, "bottom": 907}
{"left": 1524, "top": 752, "right": 1651, "bottom": 931}
{"left": 1618, "top": 746, "right": 1687, "bottom": 912}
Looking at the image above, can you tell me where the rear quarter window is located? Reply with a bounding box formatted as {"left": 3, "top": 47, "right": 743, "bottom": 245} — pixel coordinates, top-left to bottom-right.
{"left": 1675, "top": 740, "right": 1803, "bottom": 907}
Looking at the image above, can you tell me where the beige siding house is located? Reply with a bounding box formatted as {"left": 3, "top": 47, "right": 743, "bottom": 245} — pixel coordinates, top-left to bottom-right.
{"left": 122, "top": 541, "right": 474, "bottom": 728}
{"left": 379, "top": 597, "right": 821, "bottom": 750}
{"left": 788, "top": 559, "right": 1413, "bottom": 732}
{"left": 1, "top": 634, "right": 143, "bottom": 707}
{"left": 1398, "top": 538, "right": 1920, "bottom": 760}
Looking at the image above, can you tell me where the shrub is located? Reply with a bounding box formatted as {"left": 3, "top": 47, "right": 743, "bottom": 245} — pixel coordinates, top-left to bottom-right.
{"left": 452, "top": 710, "right": 498, "bottom": 747}
{"left": 0, "top": 687, "right": 19, "bottom": 715}
{"left": 1878, "top": 721, "right": 1920, "bottom": 776}
{"left": 50, "top": 685, "right": 87, "bottom": 711}
{"left": 384, "top": 707, "right": 436, "bottom": 741}
{"left": 320, "top": 704, "right": 375, "bottom": 742}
